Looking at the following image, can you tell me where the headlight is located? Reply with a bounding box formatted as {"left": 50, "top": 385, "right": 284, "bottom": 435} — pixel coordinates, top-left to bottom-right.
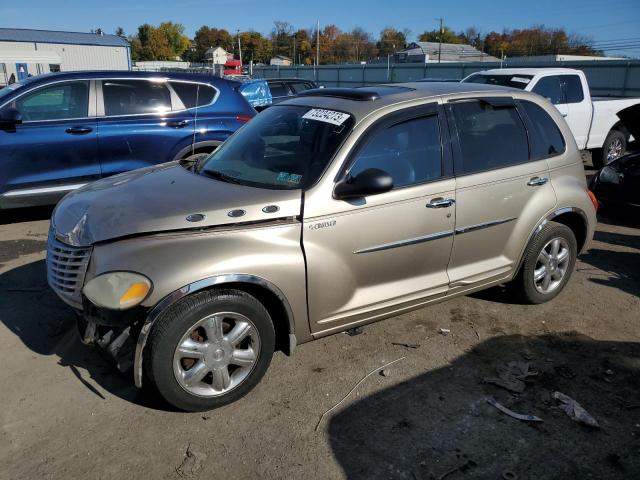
{"left": 83, "top": 272, "right": 152, "bottom": 310}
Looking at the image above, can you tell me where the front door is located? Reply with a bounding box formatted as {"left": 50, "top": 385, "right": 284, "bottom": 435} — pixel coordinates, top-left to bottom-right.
{"left": 304, "top": 104, "right": 456, "bottom": 335}
{"left": 96, "top": 79, "right": 195, "bottom": 176}
{"left": 445, "top": 97, "right": 557, "bottom": 292}
{"left": 0, "top": 80, "right": 100, "bottom": 207}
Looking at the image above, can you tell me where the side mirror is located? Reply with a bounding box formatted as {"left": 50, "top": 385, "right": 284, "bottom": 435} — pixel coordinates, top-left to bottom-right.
{"left": 334, "top": 168, "right": 393, "bottom": 199}
{"left": 0, "top": 108, "right": 22, "bottom": 129}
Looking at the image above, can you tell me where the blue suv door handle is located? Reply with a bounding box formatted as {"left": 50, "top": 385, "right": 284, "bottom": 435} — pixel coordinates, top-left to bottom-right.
{"left": 166, "top": 120, "right": 189, "bottom": 128}
{"left": 65, "top": 126, "right": 93, "bottom": 135}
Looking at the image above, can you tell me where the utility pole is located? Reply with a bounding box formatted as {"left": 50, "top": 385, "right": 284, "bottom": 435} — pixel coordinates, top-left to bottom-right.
{"left": 293, "top": 32, "right": 296, "bottom": 66}
{"left": 237, "top": 29, "right": 242, "bottom": 69}
{"left": 316, "top": 20, "right": 320, "bottom": 80}
{"left": 436, "top": 17, "right": 443, "bottom": 63}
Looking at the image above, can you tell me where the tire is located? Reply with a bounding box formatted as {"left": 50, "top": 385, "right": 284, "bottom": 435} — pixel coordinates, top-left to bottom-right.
{"left": 593, "top": 129, "right": 627, "bottom": 169}
{"left": 144, "top": 289, "right": 275, "bottom": 412}
{"left": 511, "top": 221, "right": 578, "bottom": 305}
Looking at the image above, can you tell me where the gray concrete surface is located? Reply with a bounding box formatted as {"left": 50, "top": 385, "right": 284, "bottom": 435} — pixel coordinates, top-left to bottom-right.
{"left": 0, "top": 167, "right": 638, "bottom": 479}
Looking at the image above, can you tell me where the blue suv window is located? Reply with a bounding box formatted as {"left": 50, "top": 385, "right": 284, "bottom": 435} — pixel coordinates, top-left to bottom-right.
{"left": 170, "top": 82, "right": 216, "bottom": 109}
{"left": 11, "top": 81, "right": 89, "bottom": 121}
{"left": 102, "top": 80, "right": 172, "bottom": 116}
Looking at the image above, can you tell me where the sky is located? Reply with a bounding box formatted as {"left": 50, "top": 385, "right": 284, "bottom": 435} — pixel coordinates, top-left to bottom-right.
{"left": 2, "top": 0, "right": 640, "bottom": 57}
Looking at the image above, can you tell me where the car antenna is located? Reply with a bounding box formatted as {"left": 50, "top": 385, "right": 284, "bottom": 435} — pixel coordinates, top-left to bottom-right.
{"left": 191, "top": 85, "right": 200, "bottom": 157}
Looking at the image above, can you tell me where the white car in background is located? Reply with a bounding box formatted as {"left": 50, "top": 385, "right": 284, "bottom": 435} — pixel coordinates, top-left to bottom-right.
{"left": 463, "top": 68, "right": 640, "bottom": 167}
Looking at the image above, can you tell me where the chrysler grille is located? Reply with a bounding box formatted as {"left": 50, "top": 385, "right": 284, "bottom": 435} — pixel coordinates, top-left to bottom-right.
{"left": 46, "top": 231, "right": 92, "bottom": 309}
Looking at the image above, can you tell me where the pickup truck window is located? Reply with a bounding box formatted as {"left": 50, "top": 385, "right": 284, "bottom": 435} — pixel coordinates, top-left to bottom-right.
{"left": 520, "top": 100, "right": 565, "bottom": 159}
{"left": 12, "top": 81, "right": 89, "bottom": 121}
{"left": 451, "top": 100, "right": 529, "bottom": 175}
{"left": 198, "top": 105, "right": 354, "bottom": 190}
{"left": 560, "top": 75, "right": 584, "bottom": 103}
{"left": 532, "top": 77, "right": 563, "bottom": 105}
{"left": 349, "top": 115, "right": 442, "bottom": 188}
{"left": 102, "top": 80, "right": 172, "bottom": 116}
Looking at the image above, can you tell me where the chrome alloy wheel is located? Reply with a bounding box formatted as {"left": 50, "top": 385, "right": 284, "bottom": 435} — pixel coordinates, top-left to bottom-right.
{"left": 533, "top": 237, "right": 571, "bottom": 294}
{"left": 173, "top": 312, "right": 260, "bottom": 397}
{"left": 607, "top": 137, "right": 624, "bottom": 163}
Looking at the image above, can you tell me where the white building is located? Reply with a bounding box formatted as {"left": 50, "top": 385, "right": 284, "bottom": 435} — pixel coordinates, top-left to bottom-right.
{"left": 204, "top": 47, "right": 230, "bottom": 65}
{"left": 270, "top": 55, "right": 292, "bottom": 66}
{"left": 396, "top": 42, "right": 499, "bottom": 63}
{"left": 0, "top": 28, "right": 130, "bottom": 86}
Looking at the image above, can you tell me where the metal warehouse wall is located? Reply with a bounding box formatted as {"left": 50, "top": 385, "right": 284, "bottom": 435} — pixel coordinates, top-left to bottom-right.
{"left": 252, "top": 60, "right": 640, "bottom": 97}
{"left": 0, "top": 41, "right": 129, "bottom": 81}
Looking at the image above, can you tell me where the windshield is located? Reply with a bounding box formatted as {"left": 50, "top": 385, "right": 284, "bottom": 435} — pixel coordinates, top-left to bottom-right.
{"left": 197, "top": 105, "right": 354, "bottom": 190}
{"left": 463, "top": 73, "right": 533, "bottom": 89}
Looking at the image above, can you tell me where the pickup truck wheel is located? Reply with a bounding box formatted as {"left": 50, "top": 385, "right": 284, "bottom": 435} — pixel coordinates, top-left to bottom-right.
{"left": 512, "top": 222, "right": 577, "bottom": 304}
{"left": 594, "top": 130, "right": 627, "bottom": 168}
{"left": 144, "top": 289, "right": 275, "bottom": 412}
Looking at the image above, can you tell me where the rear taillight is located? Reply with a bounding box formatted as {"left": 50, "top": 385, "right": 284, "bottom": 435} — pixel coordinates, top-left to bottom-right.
{"left": 236, "top": 114, "right": 253, "bottom": 124}
{"left": 587, "top": 189, "right": 598, "bottom": 212}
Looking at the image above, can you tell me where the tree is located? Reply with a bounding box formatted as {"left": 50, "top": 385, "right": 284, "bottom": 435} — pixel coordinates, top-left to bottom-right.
{"left": 377, "top": 28, "right": 406, "bottom": 57}
{"left": 156, "top": 22, "right": 190, "bottom": 59}
{"left": 190, "top": 26, "right": 234, "bottom": 62}
{"left": 271, "top": 21, "right": 294, "bottom": 58}
{"left": 418, "top": 26, "right": 464, "bottom": 44}
{"left": 129, "top": 22, "right": 190, "bottom": 61}
{"left": 115, "top": 27, "right": 126, "bottom": 38}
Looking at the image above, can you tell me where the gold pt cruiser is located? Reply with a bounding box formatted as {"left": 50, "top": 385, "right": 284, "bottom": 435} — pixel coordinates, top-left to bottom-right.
{"left": 48, "top": 83, "right": 598, "bottom": 411}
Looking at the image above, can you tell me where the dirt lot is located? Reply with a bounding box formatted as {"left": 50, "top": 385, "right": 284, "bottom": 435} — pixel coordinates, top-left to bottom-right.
{"left": 0, "top": 166, "right": 639, "bottom": 479}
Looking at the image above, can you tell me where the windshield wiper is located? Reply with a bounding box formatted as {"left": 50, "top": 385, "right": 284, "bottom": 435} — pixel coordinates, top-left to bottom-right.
{"left": 200, "top": 169, "right": 244, "bottom": 185}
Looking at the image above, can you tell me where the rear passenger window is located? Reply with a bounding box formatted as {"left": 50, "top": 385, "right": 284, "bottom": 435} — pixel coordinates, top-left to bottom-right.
{"left": 451, "top": 100, "right": 529, "bottom": 175}
{"left": 170, "top": 82, "right": 216, "bottom": 109}
{"left": 289, "top": 82, "right": 313, "bottom": 94}
{"left": 349, "top": 115, "right": 442, "bottom": 188}
{"left": 561, "top": 75, "right": 584, "bottom": 103}
{"left": 520, "top": 100, "right": 565, "bottom": 159}
{"left": 102, "top": 80, "right": 172, "bottom": 116}
{"left": 532, "top": 76, "right": 564, "bottom": 105}
{"left": 268, "top": 82, "right": 288, "bottom": 97}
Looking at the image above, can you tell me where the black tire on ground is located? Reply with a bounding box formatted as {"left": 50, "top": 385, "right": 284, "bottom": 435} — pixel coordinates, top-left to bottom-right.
{"left": 510, "top": 221, "right": 578, "bottom": 305}
{"left": 593, "top": 129, "right": 627, "bottom": 169}
{"left": 144, "top": 289, "right": 275, "bottom": 412}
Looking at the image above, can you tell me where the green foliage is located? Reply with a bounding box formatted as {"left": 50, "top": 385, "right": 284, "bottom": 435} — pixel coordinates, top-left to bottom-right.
{"left": 129, "top": 22, "right": 190, "bottom": 61}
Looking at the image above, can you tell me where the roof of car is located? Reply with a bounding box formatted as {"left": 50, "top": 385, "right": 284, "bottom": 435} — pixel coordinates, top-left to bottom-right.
{"left": 266, "top": 78, "right": 317, "bottom": 83}
{"left": 472, "top": 68, "right": 581, "bottom": 76}
{"left": 282, "top": 82, "right": 521, "bottom": 122}
{"left": 12, "top": 71, "right": 238, "bottom": 89}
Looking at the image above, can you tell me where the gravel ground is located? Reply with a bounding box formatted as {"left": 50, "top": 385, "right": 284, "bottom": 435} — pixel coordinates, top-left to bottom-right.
{"left": 0, "top": 164, "right": 638, "bottom": 480}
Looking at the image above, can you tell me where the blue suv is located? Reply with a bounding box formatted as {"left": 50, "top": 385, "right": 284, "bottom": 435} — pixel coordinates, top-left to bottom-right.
{"left": 0, "top": 71, "right": 255, "bottom": 208}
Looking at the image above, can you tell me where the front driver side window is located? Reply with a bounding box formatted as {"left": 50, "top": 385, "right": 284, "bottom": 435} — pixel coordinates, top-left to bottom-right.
{"left": 349, "top": 115, "right": 443, "bottom": 188}
{"left": 532, "top": 76, "right": 564, "bottom": 105}
{"left": 12, "top": 81, "right": 89, "bottom": 122}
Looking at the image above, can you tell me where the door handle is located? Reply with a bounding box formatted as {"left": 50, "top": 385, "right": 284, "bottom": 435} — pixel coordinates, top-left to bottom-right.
{"left": 166, "top": 120, "right": 189, "bottom": 128}
{"left": 527, "top": 176, "right": 549, "bottom": 187}
{"left": 427, "top": 197, "right": 456, "bottom": 208}
{"left": 65, "top": 126, "right": 93, "bottom": 135}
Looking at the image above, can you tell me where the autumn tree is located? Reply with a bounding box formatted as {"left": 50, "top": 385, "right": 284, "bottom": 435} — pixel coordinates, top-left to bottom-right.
{"left": 130, "top": 22, "right": 190, "bottom": 61}
{"left": 418, "top": 26, "right": 464, "bottom": 44}
{"left": 377, "top": 28, "right": 407, "bottom": 56}
{"left": 189, "top": 26, "right": 234, "bottom": 62}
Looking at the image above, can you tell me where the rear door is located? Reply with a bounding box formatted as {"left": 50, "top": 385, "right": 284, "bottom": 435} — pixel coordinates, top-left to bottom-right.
{"left": 96, "top": 78, "right": 195, "bottom": 177}
{"left": 267, "top": 81, "right": 292, "bottom": 104}
{"left": 560, "top": 74, "right": 592, "bottom": 149}
{"left": 304, "top": 103, "right": 456, "bottom": 334}
{"left": 445, "top": 96, "right": 557, "bottom": 292}
{"left": 0, "top": 79, "right": 99, "bottom": 206}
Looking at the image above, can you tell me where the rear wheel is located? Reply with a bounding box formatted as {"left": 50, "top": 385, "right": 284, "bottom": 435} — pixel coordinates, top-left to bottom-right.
{"left": 511, "top": 222, "right": 577, "bottom": 304}
{"left": 593, "top": 129, "right": 627, "bottom": 169}
{"left": 144, "top": 289, "right": 275, "bottom": 412}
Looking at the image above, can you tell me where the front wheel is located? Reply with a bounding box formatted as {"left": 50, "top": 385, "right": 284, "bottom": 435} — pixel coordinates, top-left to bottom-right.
{"left": 511, "top": 221, "right": 577, "bottom": 304}
{"left": 593, "top": 129, "right": 627, "bottom": 169}
{"left": 144, "top": 289, "right": 275, "bottom": 411}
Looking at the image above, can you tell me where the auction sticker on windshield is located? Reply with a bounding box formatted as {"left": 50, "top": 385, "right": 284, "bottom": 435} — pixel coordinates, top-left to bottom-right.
{"left": 302, "top": 109, "right": 351, "bottom": 126}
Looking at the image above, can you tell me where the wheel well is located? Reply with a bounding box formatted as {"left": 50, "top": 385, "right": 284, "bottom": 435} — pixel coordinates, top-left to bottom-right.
{"left": 181, "top": 145, "right": 217, "bottom": 159}
{"left": 551, "top": 212, "right": 587, "bottom": 252}
{"left": 610, "top": 121, "right": 630, "bottom": 138}
{"left": 210, "top": 282, "right": 293, "bottom": 355}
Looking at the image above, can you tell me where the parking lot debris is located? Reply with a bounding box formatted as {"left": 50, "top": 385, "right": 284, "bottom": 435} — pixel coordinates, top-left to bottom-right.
{"left": 439, "top": 328, "right": 451, "bottom": 336}
{"left": 553, "top": 391, "right": 600, "bottom": 428}
{"left": 437, "top": 459, "right": 478, "bottom": 480}
{"left": 484, "top": 361, "right": 538, "bottom": 394}
{"left": 391, "top": 342, "right": 420, "bottom": 349}
{"left": 314, "top": 356, "right": 406, "bottom": 431}
{"left": 345, "top": 326, "right": 363, "bottom": 336}
{"left": 502, "top": 470, "right": 518, "bottom": 480}
{"left": 486, "top": 397, "right": 544, "bottom": 422}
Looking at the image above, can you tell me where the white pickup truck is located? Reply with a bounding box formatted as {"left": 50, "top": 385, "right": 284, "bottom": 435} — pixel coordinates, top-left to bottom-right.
{"left": 462, "top": 68, "right": 640, "bottom": 168}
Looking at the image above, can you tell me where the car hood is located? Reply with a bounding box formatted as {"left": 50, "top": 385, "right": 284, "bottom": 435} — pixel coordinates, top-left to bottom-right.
{"left": 52, "top": 162, "right": 302, "bottom": 246}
